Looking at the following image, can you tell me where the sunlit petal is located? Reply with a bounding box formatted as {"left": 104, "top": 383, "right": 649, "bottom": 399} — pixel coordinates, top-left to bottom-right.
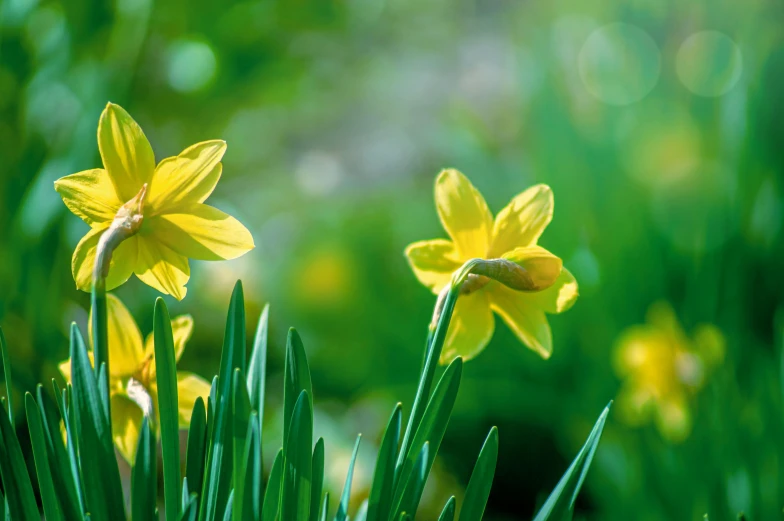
{"left": 521, "top": 268, "right": 579, "bottom": 314}
{"left": 653, "top": 394, "right": 692, "bottom": 443}
{"left": 489, "top": 184, "right": 553, "bottom": 256}
{"left": 404, "top": 239, "right": 462, "bottom": 294}
{"left": 147, "top": 203, "right": 254, "bottom": 261}
{"left": 111, "top": 393, "right": 144, "bottom": 462}
{"left": 54, "top": 169, "right": 123, "bottom": 226}
{"left": 440, "top": 290, "right": 494, "bottom": 364}
{"left": 72, "top": 228, "right": 138, "bottom": 292}
{"left": 87, "top": 293, "right": 144, "bottom": 378}
{"left": 435, "top": 169, "right": 493, "bottom": 259}
{"left": 176, "top": 372, "right": 211, "bottom": 427}
{"left": 135, "top": 237, "right": 190, "bottom": 300}
{"left": 502, "top": 246, "right": 563, "bottom": 292}
{"left": 98, "top": 103, "right": 156, "bottom": 202}
{"left": 489, "top": 285, "right": 553, "bottom": 359}
{"left": 147, "top": 140, "right": 226, "bottom": 212}
{"left": 143, "top": 315, "right": 194, "bottom": 365}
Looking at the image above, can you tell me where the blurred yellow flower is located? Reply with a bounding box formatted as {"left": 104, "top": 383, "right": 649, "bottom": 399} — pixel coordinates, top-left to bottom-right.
{"left": 405, "top": 169, "right": 578, "bottom": 362}
{"left": 58, "top": 293, "right": 210, "bottom": 461}
{"left": 613, "top": 301, "right": 725, "bottom": 443}
{"left": 54, "top": 102, "right": 254, "bottom": 300}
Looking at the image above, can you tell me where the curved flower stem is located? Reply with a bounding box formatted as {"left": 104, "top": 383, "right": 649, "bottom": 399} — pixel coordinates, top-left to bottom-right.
{"left": 396, "top": 258, "right": 483, "bottom": 475}
{"left": 91, "top": 184, "right": 147, "bottom": 423}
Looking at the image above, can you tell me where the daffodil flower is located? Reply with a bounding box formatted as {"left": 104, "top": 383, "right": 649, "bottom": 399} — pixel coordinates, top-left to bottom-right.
{"left": 54, "top": 102, "right": 254, "bottom": 300}
{"left": 405, "top": 169, "right": 578, "bottom": 363}
{"left": 59, "top": 294, "right": 210, "bottom": 461}
{"left": 613, "top": 301, "right": 725, "bottom": 442}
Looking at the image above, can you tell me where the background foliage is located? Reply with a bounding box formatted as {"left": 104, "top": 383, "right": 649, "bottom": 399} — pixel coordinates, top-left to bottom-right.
{"left": 1, "top": 0, "right": 783, "bottom": 519}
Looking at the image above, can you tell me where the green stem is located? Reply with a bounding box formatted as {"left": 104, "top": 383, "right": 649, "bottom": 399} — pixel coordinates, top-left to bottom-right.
{"left": 396, "top": 259, "right": 482, "bottom": 478}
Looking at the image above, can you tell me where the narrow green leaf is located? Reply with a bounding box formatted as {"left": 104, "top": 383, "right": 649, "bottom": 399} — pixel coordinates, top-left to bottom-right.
{"left": 183, "top": 478, "right": 191, "bottom": 514}
{"left": 261, "top": 449, "right": 284, "bottom": 521}
{"left": 201, "top": 282, "right": 246, "bottom": 521}
{"left": 310, "top": 437, "right": 325, "bottom": 521}
{"left": 318, "top": 493, "right": 329, "bottom": 521}
{"left": 0, "top": 328, "right": 12, "bottom": 425}
{"left": 239, "top": 413, "right": 263, "bottom": 521}
{"left": 232, "top": 369, "right": 252, "bottom": 521}
{"left": 247, "top": 303, "right": 269, "bottom": 422}
{"left": 354, "top": 500, "right": 368, "bottom": 521}
{"left": 24, "top": 393, "right": 63, "bottom": 521}
{"left": 132, "top": 417, "right": 157, "bottom": 521}
{"left": 0, "top": 396, "right": 39, "bottom": 521}
{"left": 532, "top": 403, "right": 611, "bottom": 521}
{"left": 70, "top": 324, "right": 125, "bottom": 520}
{"left": 458, "top": 427, "right": 498, "bottom": 521}
{"left": 154, "top": 298, "right": 182, "bottom": 521}
{"left": 393, "top": 358, "right": 462, "bottom": 516}
{"left": 37, "top": 384, "right": 82, "bottom": 520}
{"left": 223, "top": 490, "right": 235, "bottom": 521}
{"left": 60, "top": 384, "right": 85, "bottom": 513}
{"left": 438, "top": 497, "right": 456, "bottom": 521}
{"left": 283, "top": 328, "right": 312, "bottom": 453}
{"left": 181, "top": 495, "right": 199, "bottom": 521}
{"left": 283, "top": 390, "right": 313, "bottom": 521}
{"left": 397, "top": 442, "right": 429, "bottom": 518}
{"left": 186, "top": 396, "right": 207, "bottom": 509}
{"left": 334, "top": 434, "right": 362, "bottom": 521}
{"left": 367, "top": 404, "right": 402, "bottom": 521}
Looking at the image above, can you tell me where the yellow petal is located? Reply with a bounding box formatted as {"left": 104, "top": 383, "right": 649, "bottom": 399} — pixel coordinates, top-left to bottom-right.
{"left": 176, "top": 372, "right": 211, "bottom": 427}
{"left": 147, "top": 203, "right": 254, "bottom": 261}
{"left": 146, "top": 140, "right": 226, "bottom": 213}
{"left": 440, "top": 291, "right": 494, "bottom": 364}
{"left": 72, "top": 228, "right": 138, "bottom": 292}
{"left": 522, "top": 268, "right": 579, "bottom": 314}
{"left": 489, "top": 285, "right": 553, "bottom": 359}
{"left": 501, "top": 246, "right": 563, "bottom": 292}
{"left": 58, "top": 352, "right": 95, "bottom": 383}
{"left": 434, "top": 169, "right": 493, "bottom": 259}
{"left": 144, "top": 314, "right": 194, "bottom": 363}
{"left": 98, "top": 103, "right": 155, "bottom": 202}
{"left": 404, "top": 239, "right": 462, "bottom": 293}
{"left": 135, "top": 237, "right": 190, "bottom": 300}
{"left": 88, "top": 294, "right": 144, "bottom": 378}
{"left": 54, "top": 169, "right": 123, "bottom": 226}
{"left": 110, "top": 393, "right": 144, "bottom": 462}
{"left": 614, "top": 382, "right": 654, "bottom": 427}
{"left": 489, "top": 184, "right": 553, "bottom": 256}
{"left": 612, "top": 326, "right": 661, "bottom": 376}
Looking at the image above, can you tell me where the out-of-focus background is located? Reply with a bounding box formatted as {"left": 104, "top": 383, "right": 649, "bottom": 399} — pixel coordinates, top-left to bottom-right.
{"left": 1, "top": 0, "right": 783, "bottom": 519}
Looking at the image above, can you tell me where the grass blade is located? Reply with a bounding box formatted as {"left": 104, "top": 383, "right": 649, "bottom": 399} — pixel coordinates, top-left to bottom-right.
{"left": 354, "top": 500, "right": 368, "bottom": 521}
{"left": 154, "top": 298, "right": 182, "bottom": 521}
{"left": 283, "top": 328, "right": 312, "bottom": 453}
{"left": 24, "top": 393, "right": 63, "bottom": 521}
{"left": 283, "top": 390, "right": 313, "bottom": 521}
{"left": 334, "top": 434, "right": 362, "bottom": 521}
{"left": 186, "top": 396, "right": 207, "bottom": 509}
{"left": 69, "top": 323, "right": 125, "bottom": 520}
{"left": 396, "top": 442, "right": 429, "bottom": 519}
{"left": 261, "top": 448, "right": 284, "bottom": 521}
{"left": 438, "top": 497, "right": 456, "bottom": 521}
{"left": 367, "top": 403, "right": 402, "bottom": 521}
{"left": 247, "top": 304, "right": 269, "bottom": 424}
{"left": 239, "top": 412, "right": 263, "bottom": 521}
{"left": 458, "top": 427, "right": 498, "bottom": 521}
{"left": 532, "top": 403, "right": 611, "bottom": 521}
{"left": 318, "top": 493, "right": 329, "bottom": 521}
{"left": 0, "top": 328, "right": 12, "bottom": 425}
{"left": 310, "top": 437, "right": 325, "bottom": 521}
{"left": 0, "top": 395, "right": 40, "bottom": 521}
{"left": 232, "top": 369, "right": 252, "bottom": 521}
{"left": 132, "top": 417, "right": 157, "bottom": 521}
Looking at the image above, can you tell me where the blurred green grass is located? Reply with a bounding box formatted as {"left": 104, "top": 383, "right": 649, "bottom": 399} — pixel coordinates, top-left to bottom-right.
{"left": 1, "top": 0, "right": 783, "bottom": 518}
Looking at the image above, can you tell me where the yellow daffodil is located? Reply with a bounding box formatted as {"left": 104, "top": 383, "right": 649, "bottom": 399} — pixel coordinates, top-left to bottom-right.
{"left": 58, "top": 293, "right": 210, "bottom": 461}
{"left": 54, "top": 102, "right": 254, "bottom": 300}
{"left": 613, "top": 301, "right": 725, "bottom": 443}
{"left": 405, "top": 169, "right": 578, "bottom": 363}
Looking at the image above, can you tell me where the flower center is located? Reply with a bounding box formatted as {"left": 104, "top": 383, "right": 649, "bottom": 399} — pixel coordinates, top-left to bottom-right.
{"left": 114, "top": 183, "right": 147, "bottom": 235}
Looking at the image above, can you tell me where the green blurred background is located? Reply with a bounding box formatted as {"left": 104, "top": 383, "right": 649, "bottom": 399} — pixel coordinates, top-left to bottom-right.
{"left": 2, "top": 0, "right": 784, "bottom": 519}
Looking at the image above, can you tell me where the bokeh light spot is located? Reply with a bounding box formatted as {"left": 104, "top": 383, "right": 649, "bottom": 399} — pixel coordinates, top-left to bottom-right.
{"left": 166, "top": 39, "right": 217, "bottom": 93}
{"left": 578, "top": 23, "right": 661, "bottom": 106}
{"left": 676, "top": 31, "right": 742, "bottom": 97}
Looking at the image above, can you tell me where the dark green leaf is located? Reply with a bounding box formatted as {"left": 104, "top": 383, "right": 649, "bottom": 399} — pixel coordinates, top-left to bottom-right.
{"left": 186, "top": 396, "right": 207, "bottom": 509}
{"left": 367, "top": 404, "right": 401, "bottom": 521}
{"left": 25, "top": 393, "right": 63, "bottom": 521}
{"left": 154, "top": 298, "right": 182, "bottom": 521}
{"left": 396, "top": 442, "right": 429, "bottom": 519}
{"left": 232, "top": 369, "right": 252, "bottom": 521}
{"left": 261, "top": 449, "right": 284, "bottom": 521}
{"left": 0, "top": 328, "right": 12, "bottom": 425}
{"left": 283, "top": 329, "right": 312, "bottom": 453}
{"left": 132, "top": 417, "right": 157, "bottom": 521}
{"left": 239, "top": 413, "right": 263, "bottom": 521}
{"left": 310, "top": 437, "right": 325, "bottom": 521}
{"left": 459, "top": 427, "right": 498, "bottom": 521}
{"left": 283, "top": 390, "right": 313, "bottom": 521}
{"left": 438, "top": 497, "right": 455, "bottom": 521}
